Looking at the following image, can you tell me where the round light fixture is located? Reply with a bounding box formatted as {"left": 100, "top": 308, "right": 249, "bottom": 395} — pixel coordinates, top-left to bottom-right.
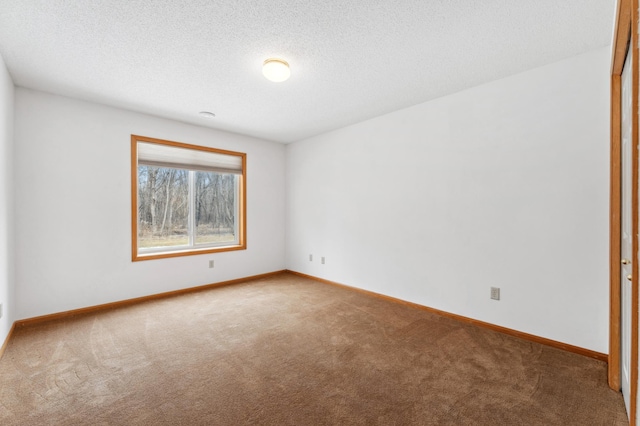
{"left": 198, "top": 111, "right": 216, "bottom": 119}
{"left": 262, "top": 58, "right": 290, "bottom": 82}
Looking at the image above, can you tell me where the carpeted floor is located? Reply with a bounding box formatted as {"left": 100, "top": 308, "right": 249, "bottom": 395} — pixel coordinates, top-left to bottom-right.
{"left": 0, "top": 272, "right": 628, "bottom": 425}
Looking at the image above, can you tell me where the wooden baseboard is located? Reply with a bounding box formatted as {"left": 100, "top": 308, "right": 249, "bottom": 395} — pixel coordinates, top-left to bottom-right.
{"left": 0, "top": 322, "right": 16, "bottom": 361}
{"left": 7, "top": 269, "right": 607, "bottom": 363}
{"left": 15, "top": 270, "right": 287, "bottom": 329}
{"left": 286, "top": 270, "right": 608, "bottom": 363}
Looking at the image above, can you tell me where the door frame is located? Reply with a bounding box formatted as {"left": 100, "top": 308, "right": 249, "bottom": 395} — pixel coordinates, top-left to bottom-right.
{"left": 610, "top": 0, "right": 638, "bottom": 423}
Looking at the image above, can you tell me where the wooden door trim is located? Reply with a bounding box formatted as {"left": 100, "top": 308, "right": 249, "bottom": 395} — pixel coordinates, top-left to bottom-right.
{"left": 611, "top": 70, "right": 622, "bottom": 391}
{"left": 610, "top": 2, "right": 638, "bottom": 425}
{"left": 610, "top": 0, "right": 630, "bottom": 390}
{"left": 632, "top": 3, "right": 639, "bottom": 422}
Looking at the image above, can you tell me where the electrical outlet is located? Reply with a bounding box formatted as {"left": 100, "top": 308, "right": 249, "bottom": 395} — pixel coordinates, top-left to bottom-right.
{"left": 0, "top": 303, "right": 3, "bottom": 319}
{"left": 321, "top": 257, "right": 325, "bottom": 264}
{"left": 490, "top": 287, "right": 500, "bottom": 301}
{"left": 209, "top": 260, "right": 215, "bottom": 268}
{"left": 309, "top": 254, "right": 313, "bottom": 261}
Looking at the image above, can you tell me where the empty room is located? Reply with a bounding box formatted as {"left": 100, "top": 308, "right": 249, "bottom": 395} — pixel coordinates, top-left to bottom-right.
{"left": 0, "top": 0, "right": 635, "bottom": 424}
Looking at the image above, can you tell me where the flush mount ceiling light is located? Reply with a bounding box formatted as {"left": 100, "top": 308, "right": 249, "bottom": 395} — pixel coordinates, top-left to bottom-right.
{"left": 262, "top": 58, "right": 290, "bottom": 82}
{"left": 198, "top": 111, "right": 216, "bottom": 119}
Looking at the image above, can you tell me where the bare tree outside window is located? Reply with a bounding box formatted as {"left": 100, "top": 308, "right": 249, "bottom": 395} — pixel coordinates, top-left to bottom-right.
{"left": 195, "top": 171, "right": 237, "bottom": 245}
{"left": 138, "top": 166, "right": 189, "bottom": 248}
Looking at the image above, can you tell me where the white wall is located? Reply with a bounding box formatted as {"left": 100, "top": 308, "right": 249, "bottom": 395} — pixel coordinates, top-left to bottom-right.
{"left": 286, "top": 47, "right": 610, "bottom": 353}
{"left": 14, "top": 89, "right": 286, "bottom": 319}
{"left": 0, "top": 53, "right": 14, "bottom": 344}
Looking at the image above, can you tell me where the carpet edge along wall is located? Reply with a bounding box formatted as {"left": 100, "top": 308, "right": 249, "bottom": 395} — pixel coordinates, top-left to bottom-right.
{"left": 0, "top": 269, "right": 606, "bottom": 363}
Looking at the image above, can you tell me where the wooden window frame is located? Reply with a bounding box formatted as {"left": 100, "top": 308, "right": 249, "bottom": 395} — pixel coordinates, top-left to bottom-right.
{"left": 131, "top": 135, "right": 247, "bottom": 261}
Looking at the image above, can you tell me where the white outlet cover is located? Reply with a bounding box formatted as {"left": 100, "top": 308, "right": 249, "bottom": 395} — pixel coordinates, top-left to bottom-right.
{"left": 490, "top": 287, "right": 500, "bottom": 300}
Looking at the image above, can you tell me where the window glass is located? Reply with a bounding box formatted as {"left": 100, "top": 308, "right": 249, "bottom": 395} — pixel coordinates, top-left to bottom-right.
{"left": 195, "top": 171, "right": 238, "bottom": 245}
{"left": 138, "top": 166, "right": 189, "bottom": 249}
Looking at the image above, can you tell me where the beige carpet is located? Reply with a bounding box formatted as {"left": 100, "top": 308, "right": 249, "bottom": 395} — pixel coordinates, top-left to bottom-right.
{"left": 0, "top": 272, "right": 628, "bottom": 425}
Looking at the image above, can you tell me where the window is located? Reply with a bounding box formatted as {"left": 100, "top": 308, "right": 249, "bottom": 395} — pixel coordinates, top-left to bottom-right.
{"left": 131, "top": 135, "right": 246, "bottom": 261}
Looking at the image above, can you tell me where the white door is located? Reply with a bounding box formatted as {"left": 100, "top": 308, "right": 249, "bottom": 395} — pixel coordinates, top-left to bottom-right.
{"left": 621, "top": 47, "right": 632, "bottom": 416}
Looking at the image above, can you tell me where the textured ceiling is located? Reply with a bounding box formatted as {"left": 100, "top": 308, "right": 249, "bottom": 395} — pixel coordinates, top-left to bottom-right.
{"left": 0, "top": 1, "right": 616, "bottom": 143}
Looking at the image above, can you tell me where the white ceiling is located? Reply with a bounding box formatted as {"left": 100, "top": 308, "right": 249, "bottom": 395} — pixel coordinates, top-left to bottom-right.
{"left": 0, "top": 1, "right": 616, "bottom": 143}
